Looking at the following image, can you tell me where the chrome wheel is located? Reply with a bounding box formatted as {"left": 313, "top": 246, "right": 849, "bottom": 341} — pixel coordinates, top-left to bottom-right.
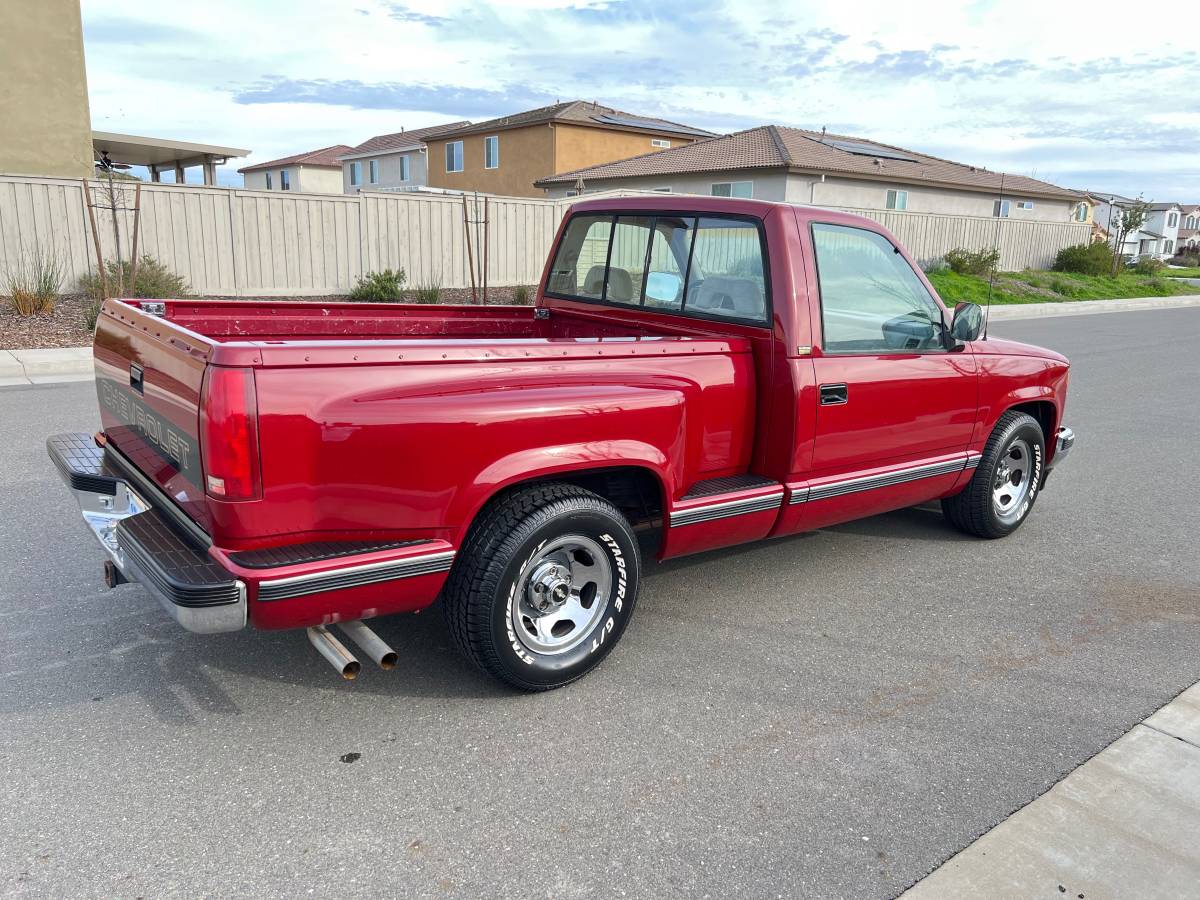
{"left": 992, "top": 437, "right": 1033, "bottom": 523}
{"left": 511, "top": 535, "right": 612, "bottom": 655}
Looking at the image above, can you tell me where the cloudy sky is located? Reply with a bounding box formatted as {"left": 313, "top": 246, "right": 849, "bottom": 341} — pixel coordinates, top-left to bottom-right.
{"left": 81, "top": 0, "right": 1198, "bottom": 199}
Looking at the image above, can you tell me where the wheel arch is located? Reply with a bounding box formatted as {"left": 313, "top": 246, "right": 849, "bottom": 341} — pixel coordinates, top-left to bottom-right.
{"left": 454, "top": 455, "right": 669, "bottom": 557}
{"left": 1006, "top": 398, "right": 1058, "bottom": 455}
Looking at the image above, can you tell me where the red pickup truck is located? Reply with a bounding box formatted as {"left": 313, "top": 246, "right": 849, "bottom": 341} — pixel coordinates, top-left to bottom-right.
{"left": 49, "top": 196, "right": 1073, "bottom": 690}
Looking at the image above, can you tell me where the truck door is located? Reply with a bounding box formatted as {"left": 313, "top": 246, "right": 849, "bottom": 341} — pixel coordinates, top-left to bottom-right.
{"left": 799, "top": 221, "right": 978, "bottom": 525}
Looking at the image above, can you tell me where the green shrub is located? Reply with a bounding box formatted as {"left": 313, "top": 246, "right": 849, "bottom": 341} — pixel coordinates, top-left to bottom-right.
{"left": 410, "top": 281, "right": 441, "bottom": 304}
{"left": 1053, "top": 242, "right": 1114, "bottom": 275}
{"left": 80, "top": 255, "right": 190, "bottom": 301}
{"left": 943, "top": 247, "right": 1000, "bottom": 276}
{"left": 5, "top": 244, "right": 64, "bottom": 315}
{"left": 1132, "top": 256, "right": 1165, "bottom": 276}
{"left": 1047, "top": 276, "right": 1077, "bottom": 297}
{"left": 349, "top": 268, "right": 406, "bottom": 302}
{"left": 511, "top": 285, "right": 533, "bottom": 305}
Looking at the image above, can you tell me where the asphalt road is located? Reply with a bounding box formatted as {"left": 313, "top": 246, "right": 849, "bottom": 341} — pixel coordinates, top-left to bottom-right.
{"left": 2, "top": 309, "right": 1199, "bottom": 899}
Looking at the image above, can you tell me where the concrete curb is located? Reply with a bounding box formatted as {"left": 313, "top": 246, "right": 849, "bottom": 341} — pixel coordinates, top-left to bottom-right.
{"left": 902, "top": 680, "right": 1200, "bottom": 898}
{"left": 1, "top": 297, "right": 1197, "bottom": 387}
{"left": 987, "top": 295, "right": 1200, "bottom": 320}
{"left": 0, "top": 348, "right": 94, "bottom": 387}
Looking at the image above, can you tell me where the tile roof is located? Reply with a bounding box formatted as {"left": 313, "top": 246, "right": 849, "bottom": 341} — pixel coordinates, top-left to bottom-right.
{"left": 1148, "top": 202, "right": 1182, "bottom": 211}
{"left": 537, "top": 125, "right": 1081, "bottom": 200}
{"left": 342, "top": 121, "right": 472, "bottom": 157}
{"left": 429, "top": 101, "right": 714, "bottom": 140}
{"left": 238, "top": 144, "right": 355, "bottom": 173}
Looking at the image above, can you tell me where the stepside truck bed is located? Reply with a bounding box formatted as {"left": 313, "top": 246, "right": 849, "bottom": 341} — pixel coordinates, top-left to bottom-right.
{"left": 67, "top": 296, "right": 756, "bottom": 632}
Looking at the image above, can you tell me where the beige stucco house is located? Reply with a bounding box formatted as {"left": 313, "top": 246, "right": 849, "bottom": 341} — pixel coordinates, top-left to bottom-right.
{"left": 424, "top": 101, "right": 714, "bottom": 198}
{"left": 238, "top": 145, "right": 354, "bottom": 194}
{"left": 0, "top": 0, "right": 94, "bottom": 177}
{"left": 537, "top": 126, "right": 1085, "bottom": 223}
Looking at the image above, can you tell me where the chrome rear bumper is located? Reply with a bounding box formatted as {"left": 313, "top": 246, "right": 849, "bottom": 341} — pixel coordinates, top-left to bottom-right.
{"left": 47, "top": 433, "right": 246, "bottom": 634}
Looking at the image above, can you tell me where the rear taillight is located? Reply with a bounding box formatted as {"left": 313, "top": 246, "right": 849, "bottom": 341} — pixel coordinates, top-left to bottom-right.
{"left": 200, "top": 366, "right": 261, "bottom": 501}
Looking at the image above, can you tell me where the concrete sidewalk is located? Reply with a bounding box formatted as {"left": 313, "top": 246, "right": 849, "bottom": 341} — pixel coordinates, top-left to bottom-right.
{"left": 0, "top": 348, "right": 93, "bottom": 386}
{"left": 903, "top": 681, "right": 1200, "bottom": 898}
{"left": 987, "top": 294, "right": 1200, "bottom": 320}
{"left": 2, "top": 296, "right": 1198, "bottom": 387}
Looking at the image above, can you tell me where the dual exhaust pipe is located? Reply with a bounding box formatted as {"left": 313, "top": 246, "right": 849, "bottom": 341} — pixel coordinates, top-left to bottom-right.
{"left": 307, "top": 620, "right": 398, "bottom": 680}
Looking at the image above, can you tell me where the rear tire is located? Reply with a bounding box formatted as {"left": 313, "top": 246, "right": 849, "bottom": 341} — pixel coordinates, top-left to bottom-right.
{"left": 442, "top": 483, "right": 641, "bottom": 691}
{"left": 943, "top": 411, "right": 1045, "bottom": 539}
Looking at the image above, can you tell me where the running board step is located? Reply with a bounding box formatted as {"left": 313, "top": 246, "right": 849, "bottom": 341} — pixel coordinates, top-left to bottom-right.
{"left": 672, "top": 476, "right": 784, "bottom": 527}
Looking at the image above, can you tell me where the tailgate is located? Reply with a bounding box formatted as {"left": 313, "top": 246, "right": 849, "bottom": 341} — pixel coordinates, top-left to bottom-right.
{"left": 93, "top": 299, "right": 212, "bottom": 532}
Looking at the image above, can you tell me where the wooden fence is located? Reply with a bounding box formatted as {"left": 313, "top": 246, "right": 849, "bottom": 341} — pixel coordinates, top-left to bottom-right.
{"left": 0, "top": 175, "right": 1091, "bottom": 299}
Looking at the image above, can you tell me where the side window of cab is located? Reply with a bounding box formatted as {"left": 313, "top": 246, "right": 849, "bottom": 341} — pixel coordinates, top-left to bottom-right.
{"left": 811, "top": 223, "right": 945, "bottom": 353}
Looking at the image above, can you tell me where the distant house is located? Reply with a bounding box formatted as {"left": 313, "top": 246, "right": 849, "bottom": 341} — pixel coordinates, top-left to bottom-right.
{"left": 238, "top": 145, "right": 353, "bottom": 194}
{"left": 537, "top": 125, "right": 1085, "bottom": 222}
{"left": 1093, "top": 196, "right": 1182, "bottom": 259}
{"left": 337, "top": 122, "right": 471, "bottom": 194}
{"left": 1179, "top": 205, "right": 1200, "bottom": 252}
{"left": 422, "top": 101, "right": 714, "bottom": 198}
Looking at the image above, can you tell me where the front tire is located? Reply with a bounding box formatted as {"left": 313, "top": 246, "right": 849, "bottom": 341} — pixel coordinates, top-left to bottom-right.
{"left": 943, "top": 411, "right": 1046, "bottom": 539}
{"left": 442, "top": 483, "right": 641, "bottom": 691}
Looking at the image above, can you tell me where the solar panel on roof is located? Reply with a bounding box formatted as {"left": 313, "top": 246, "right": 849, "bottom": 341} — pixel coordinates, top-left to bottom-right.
{"left": 823, "top": 139, "right": 918, "bottom": 163}
{"left": 591, "top": 114, "right": 708, "bottom": 137}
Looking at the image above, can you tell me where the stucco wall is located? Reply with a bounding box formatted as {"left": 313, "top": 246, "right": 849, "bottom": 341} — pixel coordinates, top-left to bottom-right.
{"left": 543, "top": 169, "right": 790, "bottom": 201}
{"left": 426, "top": 125, "right": 556, "bottom": 198}
{"left": 295, "top": 166, "right": 344, "bottom": 194}
{"left": 0, "top": 0, "right": 93, "bottom": 178}
{"left": 552, "top": 124, "right": 695, "bottom": 177}
{"left": 803, "top": 175, "right": 1076, "bottom": 222}
{"left": 342, "top": 149, "right": 429, "bottom": 193}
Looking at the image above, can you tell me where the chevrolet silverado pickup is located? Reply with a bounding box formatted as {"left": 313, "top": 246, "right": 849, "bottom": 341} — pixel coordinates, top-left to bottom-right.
{"left": 49, "top": 196, "right": 1074, "bottom": 690}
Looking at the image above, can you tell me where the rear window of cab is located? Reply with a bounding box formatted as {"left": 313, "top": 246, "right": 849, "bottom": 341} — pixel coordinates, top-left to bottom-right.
{"left": 546, "top": 213, "right": 770, "bottom": 325}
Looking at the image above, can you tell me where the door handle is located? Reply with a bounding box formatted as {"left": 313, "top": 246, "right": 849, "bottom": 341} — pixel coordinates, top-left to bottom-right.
{"left": 820, "top": 383, "right": 848, "bottom": 406}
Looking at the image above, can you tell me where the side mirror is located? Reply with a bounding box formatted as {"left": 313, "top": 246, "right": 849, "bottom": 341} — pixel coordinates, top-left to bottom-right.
{"left": 950, "top": 301, "right": 984, "bottom": 343}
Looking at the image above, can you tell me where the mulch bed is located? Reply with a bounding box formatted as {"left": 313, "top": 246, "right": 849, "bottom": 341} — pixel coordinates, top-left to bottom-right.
{"left": 1, "top": 286, "right": 532, "bottom": 350}
{"left": 0, "top": 294, "right": 96, "bottom": 350}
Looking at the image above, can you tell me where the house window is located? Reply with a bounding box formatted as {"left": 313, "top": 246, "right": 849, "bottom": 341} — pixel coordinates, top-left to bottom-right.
{"left": 350, "top": 161, "right": 361, "bottom": 186}
{"left": 484, "top": 136, "right": 499, "bottom": 169}
{"left": 993, "top": 199, "right": 1011, "bottom": 218}
{"left": 1016, "top": 200, "right": 1034, "bottom": 209}
{"left": 564, "top": 190, "right": 578, "bottom": 197}
{"left": 1186, "top": 215, "right": 1197, "bottom": 229}
{"left": 369, "top": 159, "right": 379, "bottom": 184}
{"left": 1165, "top": 239, "right": 1174, "bottom": 253}
{"left": 399, "top": 155, "right": 410, "bottom": 182}
{"left": 280, "top": 170, "right": 290, "bottom": 191}
{"left": 651, "top": 187, "right": 672, "bottom": 193}
{"left": 1168, "top": 212, "right": 1179, "bottom": 227}
{"left": 265, "top": 172, "right": 272, "bottom": 190}
{"left": 446, "top": 141, "right": 464, "bottom": 173}
{"left": 711, "top": 181, "right": 753, "bottom": 199}
{"left": 651, "top": 139, "right": 671, "bottom": 148}
{"left": 886, "top": 189, "right": 908, "bottom": 210}
{"left": 1073, "top": 202, "right": 1088, "bottom": 222}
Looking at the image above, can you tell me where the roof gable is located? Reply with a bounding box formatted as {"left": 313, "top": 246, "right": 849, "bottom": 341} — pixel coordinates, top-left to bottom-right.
{"left": 238, "top": 144, "right": 355, "bottom": 173}
{"left": 429, "top": 100, "right": 714, "bottom": 141}
{"left": 344, "top": 121, "right": 472, "bottom": 156}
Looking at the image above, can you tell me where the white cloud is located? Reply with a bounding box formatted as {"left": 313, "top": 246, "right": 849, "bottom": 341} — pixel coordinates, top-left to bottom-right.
{"left": 80, "top": 0, "right": 1198, "bottom": 198}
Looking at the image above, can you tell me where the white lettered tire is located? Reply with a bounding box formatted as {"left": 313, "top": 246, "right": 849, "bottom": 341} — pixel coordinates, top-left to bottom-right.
{"left": 442, "top": 483, "right": 641, "bottom": 690}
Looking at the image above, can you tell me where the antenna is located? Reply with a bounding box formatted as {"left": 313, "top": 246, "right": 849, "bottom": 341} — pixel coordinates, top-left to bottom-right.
{"left": 982, "top": 171, "right": 1006, "bottom": 341}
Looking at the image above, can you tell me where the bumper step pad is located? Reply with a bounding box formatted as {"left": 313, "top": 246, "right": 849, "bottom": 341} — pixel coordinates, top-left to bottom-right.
{"left": 47, "top": 433, "right": 123, "bottom": 495}
{"left": 116, "top": 508, "right": 240, "bottom": 608}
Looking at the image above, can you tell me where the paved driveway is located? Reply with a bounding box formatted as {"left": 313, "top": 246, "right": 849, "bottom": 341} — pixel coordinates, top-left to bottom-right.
{"left": 2, "top": 309, "right": 1198, "bottom": 898}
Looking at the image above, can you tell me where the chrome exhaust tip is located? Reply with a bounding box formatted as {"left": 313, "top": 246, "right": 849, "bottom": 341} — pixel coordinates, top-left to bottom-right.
{"left": 307, "top": 625, "right": 361, "bottom": 680}
{"left": 338, "top": 620, "right": 399, "bottom": 670}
